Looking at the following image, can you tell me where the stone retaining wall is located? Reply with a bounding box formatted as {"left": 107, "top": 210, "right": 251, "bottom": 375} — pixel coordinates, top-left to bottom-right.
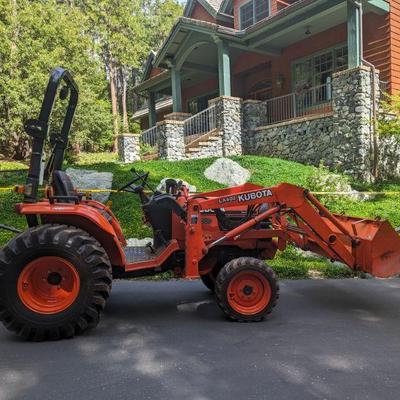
{"left": 243, "top": 66, "right": 379, "bottom": 182}
{"left": 378, "top": 135, "right": 400, "bottom": 180}
{"left": 249, "top": 114, "right": 335, "bottom": 166}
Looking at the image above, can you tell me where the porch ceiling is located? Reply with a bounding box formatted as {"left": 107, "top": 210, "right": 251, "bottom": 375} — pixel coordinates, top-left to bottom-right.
{"left": 245, "top": 0, "right": 388, "bottom": 53}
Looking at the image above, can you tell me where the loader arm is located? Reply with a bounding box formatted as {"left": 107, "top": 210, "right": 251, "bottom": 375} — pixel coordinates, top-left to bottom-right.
{"left": 185, "top": 183, "right": 400, "bottom": 278}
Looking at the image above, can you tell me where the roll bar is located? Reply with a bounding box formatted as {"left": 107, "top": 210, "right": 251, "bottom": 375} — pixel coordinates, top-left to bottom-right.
{"left": 24, "top": 67, "right": 79, "bottom": 203}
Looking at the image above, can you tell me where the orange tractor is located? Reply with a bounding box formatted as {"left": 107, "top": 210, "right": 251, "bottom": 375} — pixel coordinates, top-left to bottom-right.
{"left": 1, "top": 68, "right": 400, "bottom": 341}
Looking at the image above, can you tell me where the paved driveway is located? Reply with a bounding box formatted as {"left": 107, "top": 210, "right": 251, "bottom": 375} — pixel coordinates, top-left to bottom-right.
{"left": 1, "top": 279, "right": 400, "bottom": 400}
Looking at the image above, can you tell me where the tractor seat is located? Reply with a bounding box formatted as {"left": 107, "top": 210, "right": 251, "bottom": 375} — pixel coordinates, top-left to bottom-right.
{"left": 142, "top": 194, "right": 186, "bottom": 248}
{"left": 52, "top": 170, "right": 76, "bottom": 197}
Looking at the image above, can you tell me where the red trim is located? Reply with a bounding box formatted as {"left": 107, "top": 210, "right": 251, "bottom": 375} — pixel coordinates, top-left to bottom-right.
{"left": 17, "top": 201, "right": 126, "bottom": 266}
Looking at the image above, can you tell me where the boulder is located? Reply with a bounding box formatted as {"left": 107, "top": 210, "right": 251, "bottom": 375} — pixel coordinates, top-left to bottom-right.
{"left": 204, "top": 158, "right": 251, "bottom": 187}
{"left": 66, "top": 168, "right": 113, "bottom": 203}
{"left": 126, "top": 237, "right": 153, "bottom": 247}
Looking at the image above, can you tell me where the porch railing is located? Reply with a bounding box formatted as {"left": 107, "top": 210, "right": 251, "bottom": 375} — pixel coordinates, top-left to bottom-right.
{"left": 262, "top": 83, "right": 332, "bottom": 126}
{"left": 184, "top": 104, "right": 217, "bottom": 145}
{"left": 140, "top": 125, "right": 159, "bottom": 148}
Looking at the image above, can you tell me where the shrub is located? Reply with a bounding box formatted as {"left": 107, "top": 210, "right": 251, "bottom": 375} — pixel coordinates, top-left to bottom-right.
{"left": 306, "top": 162, "right": 352, "bottom": 193}
{"left": 378, "top": 95, "right": 400, "bottom": 137}
{"left": 140, "top": 143, "right": 157, "bottom": 156}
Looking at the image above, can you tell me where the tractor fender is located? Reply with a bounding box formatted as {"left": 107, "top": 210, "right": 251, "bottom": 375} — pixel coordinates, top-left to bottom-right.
{"left": 16, "top": 202, "right": 126, "bottom": 267}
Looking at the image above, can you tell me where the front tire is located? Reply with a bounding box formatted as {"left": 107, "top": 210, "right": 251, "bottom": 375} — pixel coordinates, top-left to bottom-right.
{"left": 215, "top": 257, "right": 279, "bottom": 322}
{"left": 0, "top": 224, "right": 112, "bottom": 341}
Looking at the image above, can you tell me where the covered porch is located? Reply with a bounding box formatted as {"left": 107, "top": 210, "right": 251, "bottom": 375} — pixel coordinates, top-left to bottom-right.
{"left": 134, "top": 0, "right": 389, "bottom": 129}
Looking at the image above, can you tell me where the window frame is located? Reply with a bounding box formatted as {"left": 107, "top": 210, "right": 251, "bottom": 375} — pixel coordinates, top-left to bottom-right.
{"left": 239, "top": 0, "right": 271, "bottom": 30}
{"left": 291, "top": 43, "right": 348, "bottom": 91}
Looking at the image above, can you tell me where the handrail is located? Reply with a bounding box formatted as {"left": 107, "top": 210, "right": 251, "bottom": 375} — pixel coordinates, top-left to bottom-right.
{"left": 140, "top": 125, "right": 159, "bottom": 148}
{"left": 183, "top": 105, "right": 217, "bottom": 145}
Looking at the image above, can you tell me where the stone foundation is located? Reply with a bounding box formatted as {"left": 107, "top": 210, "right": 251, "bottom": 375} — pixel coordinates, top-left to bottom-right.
{"left": 250, "top": 114, "right": 335, "bottom": 166}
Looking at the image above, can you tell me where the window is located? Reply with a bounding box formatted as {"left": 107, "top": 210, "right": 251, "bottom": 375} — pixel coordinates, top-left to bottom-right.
{"left": 292, "top": 45, "right": 348, "bottom": 91}
{"left": 240, "top": 2, "right": 254, "bottom": 29}
{"left": 255, "top": 0, "right": 269, "bottom": 22}
{"left": 240, "top": 0, "right": 270, "bottom": 29}
{"left": 335, "top": 46, "right": 348, "bottom": 71}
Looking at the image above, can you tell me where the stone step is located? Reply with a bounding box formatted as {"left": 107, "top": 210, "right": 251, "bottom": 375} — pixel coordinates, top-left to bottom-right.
{"left": 198, "top": 141, "right": 213, "bottom": 146}
{"left": 188, "top": 137, "right": 221, "bottom": 149}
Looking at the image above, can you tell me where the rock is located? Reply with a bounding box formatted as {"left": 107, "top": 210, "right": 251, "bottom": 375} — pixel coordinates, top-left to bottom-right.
{"left": 204, "top": 158, "right": 251, "bottom": 187}
{"left": 156, "top": 178, "right": 197, "bottom": 193}
{"left": 66, "top": 168, "right": 113, "bottom": 203}
{"left": 126, "top": 237, "right": 153, "bottom": 247}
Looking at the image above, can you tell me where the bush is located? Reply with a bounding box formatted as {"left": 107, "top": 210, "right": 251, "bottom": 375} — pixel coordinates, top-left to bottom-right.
{"left": 140, "top": 143, "right": 157, "bottom": 156}
{"left": 378, "top": 94, "right": 400, "bottom": 137}
{"left": 306, "top": 161, "right": 351, "bottom": 193}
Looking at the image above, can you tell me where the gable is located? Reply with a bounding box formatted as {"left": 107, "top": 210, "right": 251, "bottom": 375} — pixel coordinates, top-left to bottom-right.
{"left": 191, "top": 1, "right": 217, "bottom": 23}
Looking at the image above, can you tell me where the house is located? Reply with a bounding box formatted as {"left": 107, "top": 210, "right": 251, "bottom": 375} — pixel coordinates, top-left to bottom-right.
{"left": 134, "top": 0, "right": 393, "bottom": 128}
{"left": 126, "top": 0, "right": 399, "bottom": 182}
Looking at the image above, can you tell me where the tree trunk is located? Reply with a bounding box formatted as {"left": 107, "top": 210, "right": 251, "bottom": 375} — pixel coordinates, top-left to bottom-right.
{"left": 108, "top": 62, "right": 119, "bottom": 151}
{"left": 121, "top": 69, "right": 129, "bottom": 133}
{"left": 131, "top": 68, "right": 139, "bottom": 114}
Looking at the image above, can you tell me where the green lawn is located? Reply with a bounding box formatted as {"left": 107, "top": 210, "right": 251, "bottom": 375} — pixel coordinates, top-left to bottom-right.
{"left": 1, "top": 154, "right": 400, "bottom": 279}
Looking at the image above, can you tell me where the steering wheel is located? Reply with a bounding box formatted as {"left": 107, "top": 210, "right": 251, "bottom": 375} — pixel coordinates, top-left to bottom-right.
{"left": 118, "top": 169, "right": 150, "bottom": 193}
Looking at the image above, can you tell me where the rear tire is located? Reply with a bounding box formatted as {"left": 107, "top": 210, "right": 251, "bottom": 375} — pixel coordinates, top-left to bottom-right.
{"left": 215, "top": 257, "right": 279, "bottom": 322}
{"left": 0, "top": 224, "right": 112, "bottom": 341}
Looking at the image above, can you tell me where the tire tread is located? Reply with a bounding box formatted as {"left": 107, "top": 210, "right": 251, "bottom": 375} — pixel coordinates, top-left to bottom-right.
{"left": 0, "top": 224, "right": 112, "bottom": 341}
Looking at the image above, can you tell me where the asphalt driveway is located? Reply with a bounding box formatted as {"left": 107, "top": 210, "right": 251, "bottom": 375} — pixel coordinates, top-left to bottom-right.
{"left": 1, "top": 279, "right": 400, "bottom": 400}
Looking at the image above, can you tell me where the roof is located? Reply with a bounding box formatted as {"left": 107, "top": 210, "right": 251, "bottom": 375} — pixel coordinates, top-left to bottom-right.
{"left": 141, "top": 51, "right": 157, "bottom": 82}
{"left": 132, "top": 97, "right": 173, "bottom": 120}
{"left": 183, "top": 0, "right": 230, "bottom": 18}
{"left": 205, "top": 0, "right": 225, "bottom": 13}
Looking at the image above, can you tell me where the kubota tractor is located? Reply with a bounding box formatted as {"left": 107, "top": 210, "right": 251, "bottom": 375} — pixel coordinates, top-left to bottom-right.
{"left": 1, "top": 68, "right": 400, "bottom": 341}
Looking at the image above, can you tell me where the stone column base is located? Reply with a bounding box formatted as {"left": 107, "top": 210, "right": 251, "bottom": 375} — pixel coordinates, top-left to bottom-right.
{"left": 157, "top": 120, "right": 185, "bottom": 161}
{"left": 209, "top": 96, "right": 243, "bottom": 157}
{"left": 118, "top": 134, "right": 141, "bottom": 163}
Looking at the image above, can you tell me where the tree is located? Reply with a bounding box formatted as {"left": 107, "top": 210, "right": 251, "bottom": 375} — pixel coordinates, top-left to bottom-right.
{"left": 0, "top": 0, "right": 113, "bottom": 158}
{"left": 0, "top": 0, "right": 183, "bottom": 158}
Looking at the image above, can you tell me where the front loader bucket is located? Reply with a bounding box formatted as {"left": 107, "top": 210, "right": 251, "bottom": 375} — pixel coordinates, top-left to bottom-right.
{"left": 350, "top": 218, "right": 400, "bottom": 278}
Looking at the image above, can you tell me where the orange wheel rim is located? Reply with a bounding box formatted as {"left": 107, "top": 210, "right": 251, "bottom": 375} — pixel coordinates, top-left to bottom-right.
{"left": 227, "top": 271, "right": 271, "bottom": 315}
{"left": 17, "top": 256, "right": 80, "bottom": 315}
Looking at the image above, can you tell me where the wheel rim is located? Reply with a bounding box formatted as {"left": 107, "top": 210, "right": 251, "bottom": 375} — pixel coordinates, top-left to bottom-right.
{"left": 17, "top": 256, "right": 80, "bottom": 315}
{"left": 227, "top": 270, "right": 271, "bottom": 315}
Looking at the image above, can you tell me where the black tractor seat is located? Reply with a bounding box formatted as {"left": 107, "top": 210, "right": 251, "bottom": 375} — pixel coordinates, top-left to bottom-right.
{"left": 142, "top": 194, "right": 186, "bottom": 248}
{"left": 51, "top": 170, "right": 81, "bottom": 203}
{"left": 53, "top": 170, "right": 76, "bottom": 197}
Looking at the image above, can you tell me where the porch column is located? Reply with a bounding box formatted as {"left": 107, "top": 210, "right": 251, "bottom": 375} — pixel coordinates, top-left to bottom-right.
{"left": 347, "top": 0, "right": 362, "bottom": 68}
{"left": 148, "top": 91, "right": 156, "bottom": 127}
{"left": 216, "top": 39, "right": 231, "bottom": 97}
{"left": 171, "top": 67, "right": 182, "bottom": 112}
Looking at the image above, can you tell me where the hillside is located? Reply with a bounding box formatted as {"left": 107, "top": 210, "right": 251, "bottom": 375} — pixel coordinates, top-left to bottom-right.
{"left": 1, "top": 154, "right": 400, "bottom": 279}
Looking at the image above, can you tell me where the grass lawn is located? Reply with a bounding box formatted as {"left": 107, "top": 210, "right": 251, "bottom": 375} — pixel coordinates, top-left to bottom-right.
{"left": 1, "top": 154, "right": 400, "bottom": 279}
